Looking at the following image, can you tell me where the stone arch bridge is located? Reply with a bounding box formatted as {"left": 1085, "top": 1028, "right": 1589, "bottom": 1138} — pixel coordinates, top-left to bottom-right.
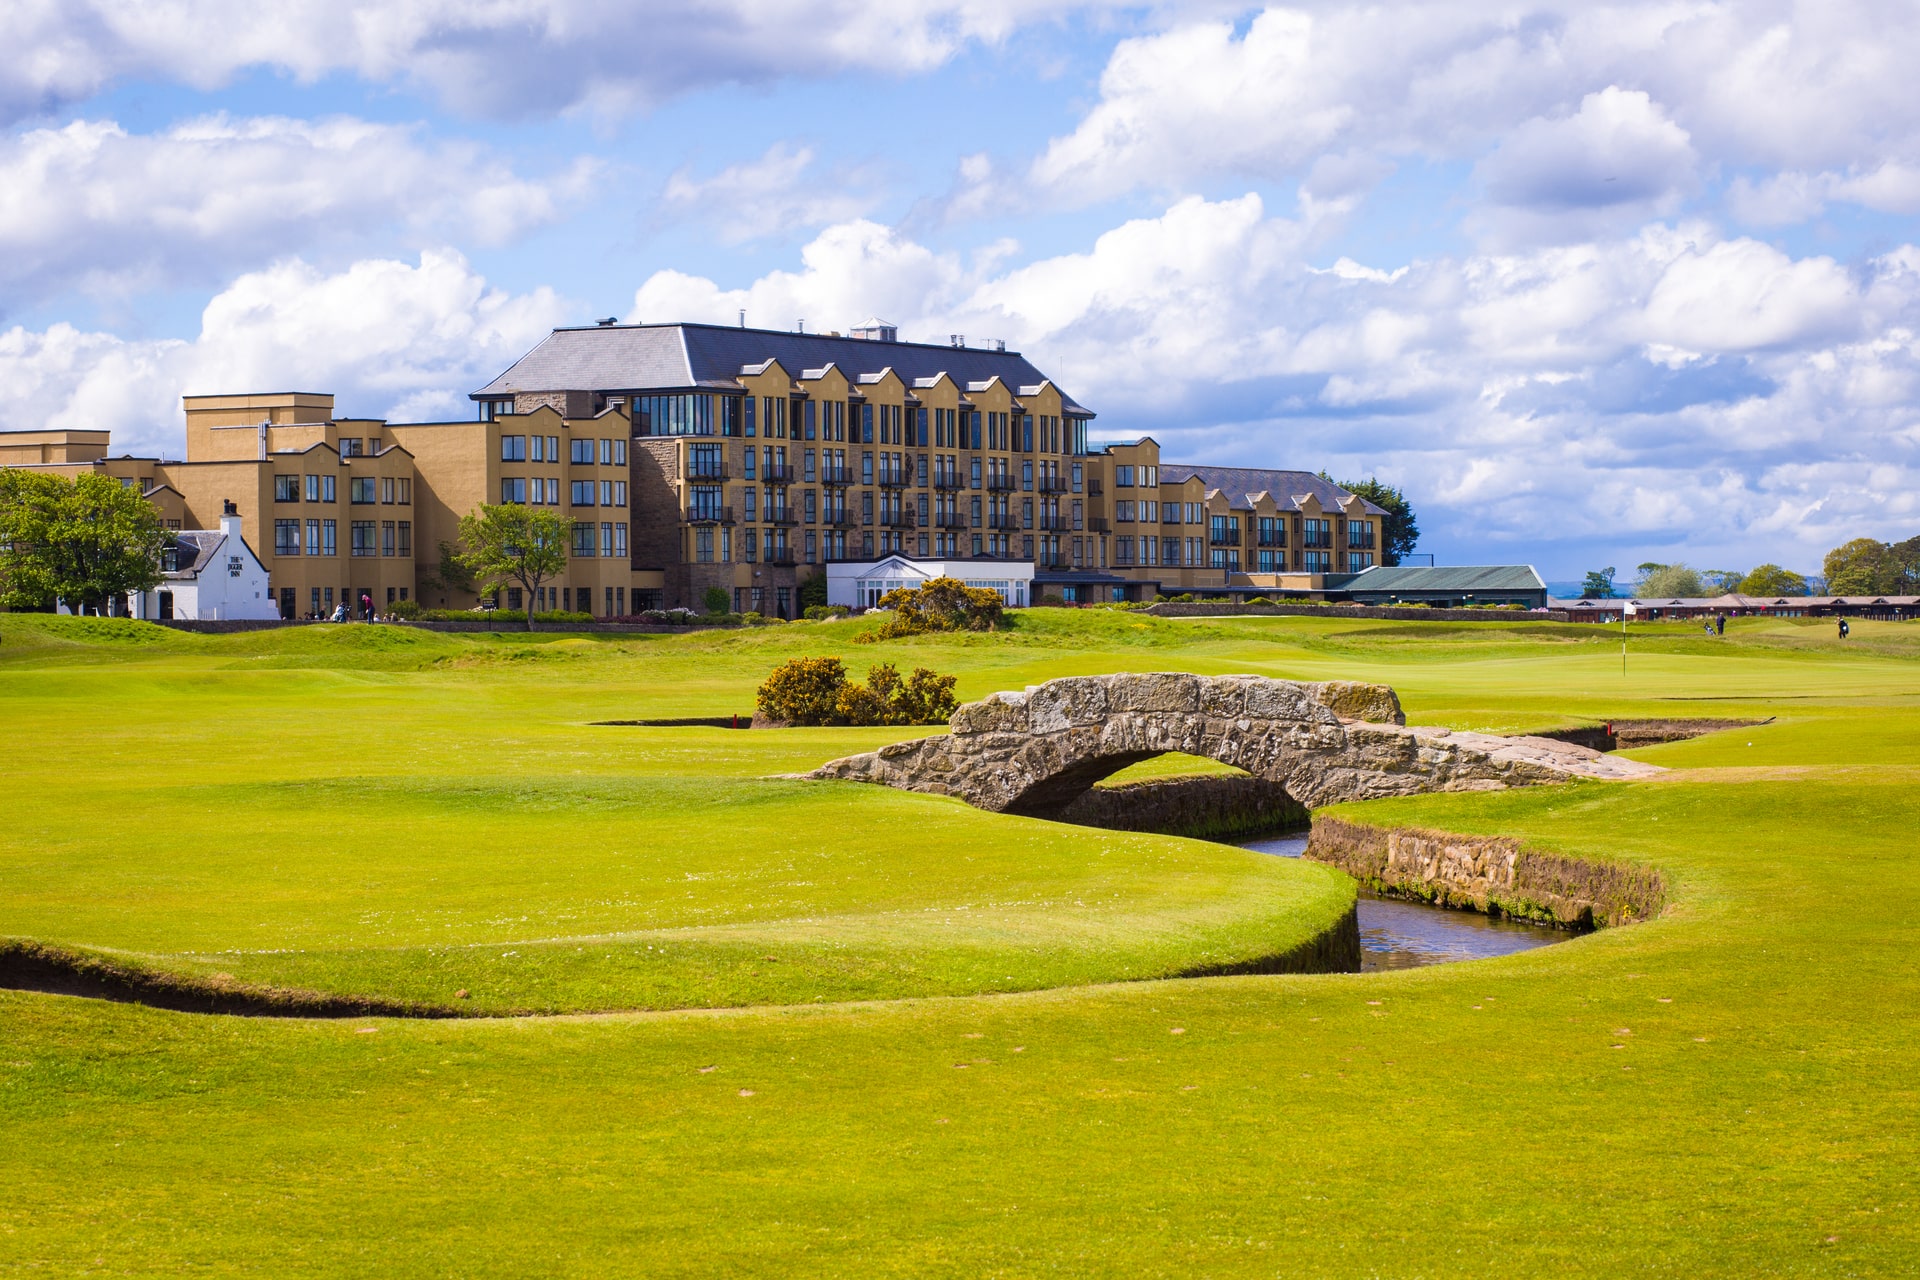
{"left": 809, "top": 673, "right": 1656, "bottom": 817}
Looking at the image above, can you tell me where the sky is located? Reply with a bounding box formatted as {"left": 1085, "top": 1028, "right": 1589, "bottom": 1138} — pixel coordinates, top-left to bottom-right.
{"left": 3, "top": 1, "right": 1918, "bottom": 579}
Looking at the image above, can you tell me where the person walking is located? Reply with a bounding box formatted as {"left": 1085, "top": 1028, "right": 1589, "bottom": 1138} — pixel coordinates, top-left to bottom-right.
{"left": 1838, "top": 617, "right": 1850, "bottom": 640}
{"left": 1716, "top": 614, "right": 1726, "bottom": 636}
{"left": 360, "top": 592, "right": 373, "bottom": 622}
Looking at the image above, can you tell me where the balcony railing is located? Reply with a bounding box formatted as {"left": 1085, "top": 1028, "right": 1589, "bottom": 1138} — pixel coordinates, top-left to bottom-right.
{"left": 825, "top": 512, "right": 858, "bottom": 528}
{"left": 985, "top": 474, "right": 1018, "bottom": 492}
{"left": 1347, "top": 533, "right": 1375, "bottom": 548}
{"left": 1037, "top": 476, "right": 1069, "bottom": 493}
{"left": 881, "top": 512, "right": 917, "bottom": 529}
{"left": 1256, "top": 532, "right": 1286, "bottom": 547}
{"left": 1303, "top": 532, "right": 1333, "bottom": 549}
{"left": 686, "top": 463, "right": 729, "bottom": 482}
{"left": 1087, "top": 479, "right": 1104, "bottom": 496}
{"left": 763, "top": 463, "right": 795, "bottom": 484}
{"left": 766, "top": 553, "right": 797, "bottom": 568}
{"left": 766, "top": 509, "right": 799, "bottom": 526}
{"left": 1036, "top": 557, "right": 1072, "bottom": 571}
{"left": 1209, "top": 530, "right": 1242, "bottom": 547}
{"left": 820, "top": 466, "right": 854, "bottom": 486}
{"left": 931, "top": 472, "right": 965, "bottom": 490}
{"left": 1037, "top": 515, "right": 1071, "bottom": 532}
{"left": 876, "top": 466, "right": 913, "bottom": 488}
{"left": 685, "top": 506, "right": 735, "bottom": 525}
{"left": 986, "top": 513, "right": 1019, "bottom": 531}
{"left": 933, "top": 512, "right": 969, "bottom": 529}
{"left": 1087, "top": 517, "right": 1110, "bottom": 533}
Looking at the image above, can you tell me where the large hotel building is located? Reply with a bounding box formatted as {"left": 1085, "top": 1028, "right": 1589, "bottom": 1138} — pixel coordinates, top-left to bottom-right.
{"left": 0, "top": 320, "right": 1395, "bottom": 617}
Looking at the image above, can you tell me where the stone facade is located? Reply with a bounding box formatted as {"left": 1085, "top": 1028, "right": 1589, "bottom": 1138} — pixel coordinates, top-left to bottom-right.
{"left": 809, "top": 673, "right": 1660, "bottom": 817}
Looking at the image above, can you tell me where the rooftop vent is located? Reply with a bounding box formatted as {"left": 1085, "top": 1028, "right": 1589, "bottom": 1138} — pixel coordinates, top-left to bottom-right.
{"left": 949, "top": 334, "right": 965, "bottom": 348}
{"left": 596, "top": 316, "right": 618, "bottom": 326}
{"left": 851, "top": 318, "right": 898, "bottom": 343}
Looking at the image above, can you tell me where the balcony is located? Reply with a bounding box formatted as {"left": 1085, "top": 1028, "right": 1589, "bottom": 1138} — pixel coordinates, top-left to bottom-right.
{"left": 825, "top": 512, "right": 858, "bottom": 528}
{"left": 766, "top": 509, "right": 799, "bottom": 526}
{"left": 1209, "top": 529, "right": 1242, "bottom": 547}
{"left": 1303, "top": 532, "right": 1333, "bottom": 549}
{"left": 986, "top": 513, "right": 1019, "bottom": 531}
{"left": 1087, "top": 479, "right": 1104, "bottom": 496}
{"left": 766, "top": 552, "right": 797, "bottom": 568}
{"left": 876, "top": 465, "right": 913, "bottom": 488}
{"left": 763, "top": 463, "right": 796, "bottom": 484}
{"left": 1087, "top": 517, "right": 1110, "bottom": 533}
{"left": 881, "top": 512, "right": 917, "bottom": 529}
{"left": 1036, "top": 558, "right": 1073, "bottom": 571}
{"left": 820, "top": 466, "right": 855, "bottom": 486}
{"left": 985, "top": 474, "right": 1018, "bottom": 492}
{"left": 1037, "top": 476, "right": 1069, "bottom": 493}
{"left": 933, "top": 512, "right": 969, "bottom": 529}
{"left": 685, "top": 506, "right": 735, "bottom": 525}
{"left": 1256, "top": 532, "right": 1286, "bottom": 548}
{"left": 1037, "top": 515, "right": 1071, "bottom": 532}
{"left": 931, "top": 472, "right": 965, "bottom": 491}
{"left": 1347, "top": 533, "right": 1375, "bottom": 549}
{"left": 685, "top": 463, "right": 729, "bottom": 482}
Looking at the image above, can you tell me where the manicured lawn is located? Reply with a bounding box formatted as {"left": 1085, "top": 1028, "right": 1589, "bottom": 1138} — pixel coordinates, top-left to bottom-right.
{"left": 1, "top": 609, "right": 1917, "bottom": 1275}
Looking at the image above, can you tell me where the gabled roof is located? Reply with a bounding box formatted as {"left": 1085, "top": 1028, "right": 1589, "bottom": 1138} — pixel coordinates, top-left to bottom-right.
{"left": 471, "top": 322, "right": 1092, "bottom": 415}
{"left": 1159, "top": 464, "right": 1387, "bottom": 516}
{"left": 164, "top": 531, "right": 226, "bottom": 579}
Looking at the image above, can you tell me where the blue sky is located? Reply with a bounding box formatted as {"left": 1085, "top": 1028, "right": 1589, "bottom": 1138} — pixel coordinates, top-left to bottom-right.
{"left": 3, "top": 1, "right": 1917, "bottom": 579}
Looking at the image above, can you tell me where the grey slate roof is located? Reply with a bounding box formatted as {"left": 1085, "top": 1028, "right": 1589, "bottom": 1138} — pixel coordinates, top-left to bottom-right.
{"left": 164, "top": 531, "right": 225, "bottom": 579}
{"left": 1159, "top": 464, "right": 1388, "bottom": 516}
{"left": 1340, "top": 565, "right": 1547, "bottom": 593}
{"left": 471, "top": 323, "right": 1093, "bottom": 416}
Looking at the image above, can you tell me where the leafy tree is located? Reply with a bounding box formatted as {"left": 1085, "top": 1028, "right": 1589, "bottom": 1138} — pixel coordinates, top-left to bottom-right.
{"left": 1636, "top": 563, "right": 1705, "bottom": 598}
{"left": 1823, "top": 538, "right": 1898, "bottom": 595}
{"left": 798, "top": 572, "right": 829, "bottom": 611}
{"left": 755, "top": 657, "right": 957, "bottom": 726}
{"left": 0, "top": 470, "right": 167, "bottom": 613}
{"left": 1702, "top": 569, "right": 1745, "bottom": 594}
{"left": 454, "top": 504, "right": 570, "bottom": 630}
{"left": 870, "top": 576, "right": 1004, "bottom": 640}
{"left": 1329, "top": 475, "right": 1420, "bottom": 565}
{"left": 1580, "top": 567, "right": 1617, "bottom": 598}
{"left": 702, "top": 585, "right": 731, "bottom": 615}
{"left": 1737, "top": 564, "right": 1809, "bottom": 597}
{"left": 1893, "top": 536, "right": 1920, "bottom": 591}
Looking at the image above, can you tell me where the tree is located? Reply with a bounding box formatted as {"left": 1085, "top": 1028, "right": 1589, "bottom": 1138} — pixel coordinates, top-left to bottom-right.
{"left": 454, "top": 504, "right": 570, "bottom": 630}
{"left": 869, "top": 576, "right": 1004, "bottom": 640}
{"left": 1580, "top": 567, "right": 1617, "bottom": 598}
{"left": 702, "top": 585, "right": 731, "bottom": 615}
{"left": 1702, "top": 569, "right": 1745, "bottom": 594}
{"left": 798, "top": 572, "right": 829, "bottom": 611}
{"left": 0, "top": 470, "right": 167, "bottom": 613}
{"left": 1637, "top": 563, "right": 1705, "bottom": 598}
{"left": 1823, "top": 538, "right": 1898, "bottom": 596}
{"left": 1737, "top": 564, "right": 1809, "bottom": 597}
{"left": 1330, "top": 475, "right": 1419, "bottom": 565}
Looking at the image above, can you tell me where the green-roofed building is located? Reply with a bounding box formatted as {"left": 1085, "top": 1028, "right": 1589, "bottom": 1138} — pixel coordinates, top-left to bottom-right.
{"left": 1326, "top": 564, "right": 1549, "bottom": 609}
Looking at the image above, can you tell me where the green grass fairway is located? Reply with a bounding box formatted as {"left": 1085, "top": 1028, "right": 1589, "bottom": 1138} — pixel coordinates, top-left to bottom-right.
{"left": 2, "top": 610, "right": 1918, "bottom": 1275}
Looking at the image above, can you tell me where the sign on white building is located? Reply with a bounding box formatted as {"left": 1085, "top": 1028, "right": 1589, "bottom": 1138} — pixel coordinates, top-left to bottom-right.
{"left": 826, "top": 556, "right": 1033, "bottom": 610}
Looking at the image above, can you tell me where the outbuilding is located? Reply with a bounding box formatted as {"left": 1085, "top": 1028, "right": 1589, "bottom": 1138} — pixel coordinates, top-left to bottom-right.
{"left": 132, "top": 506, "right": 278, "bottom": 621}
{"left": 826, "top": 555, "right": 1033, "bottom": 610}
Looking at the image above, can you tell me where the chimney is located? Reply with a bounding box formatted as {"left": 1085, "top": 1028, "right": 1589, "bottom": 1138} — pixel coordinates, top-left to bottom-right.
{"left": 257, "top": 421, "right": 268, "bottom": 460}
{"left": 221, "top": 501, "right": 243, "bottom": 547}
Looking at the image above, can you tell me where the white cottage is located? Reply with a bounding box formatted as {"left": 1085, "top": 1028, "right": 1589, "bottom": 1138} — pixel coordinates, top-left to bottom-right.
{"left": 132, "top": 507, "right": 278, "bottom": 621}
{"left": 826, "top": 555, "right": 1033, "bottom": 610}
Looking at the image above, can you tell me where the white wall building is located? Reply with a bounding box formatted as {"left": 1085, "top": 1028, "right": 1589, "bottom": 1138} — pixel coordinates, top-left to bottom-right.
{"left": 132, "top": 508, "right": 278, "bottom": 621}
{"left": 826, "top": 555, "right": 1033, "bottom": 609}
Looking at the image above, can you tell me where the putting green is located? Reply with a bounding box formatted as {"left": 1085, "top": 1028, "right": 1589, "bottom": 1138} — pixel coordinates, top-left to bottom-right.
{"left": 1, "top": 610, "right": 1916, "bottom": 1275}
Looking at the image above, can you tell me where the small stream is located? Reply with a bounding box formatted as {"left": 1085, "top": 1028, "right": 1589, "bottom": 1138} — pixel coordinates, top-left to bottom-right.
{"left": 1240, "top": 834, "right": 1568, "bottom": 971}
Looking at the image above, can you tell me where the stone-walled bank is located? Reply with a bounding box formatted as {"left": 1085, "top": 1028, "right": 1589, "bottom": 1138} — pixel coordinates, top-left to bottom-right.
{"left": 1057, "top": 775, "right": 1311, "bottom": 843}
{"left": 1306, "top": 816, "right": 1667, "bottom": 930}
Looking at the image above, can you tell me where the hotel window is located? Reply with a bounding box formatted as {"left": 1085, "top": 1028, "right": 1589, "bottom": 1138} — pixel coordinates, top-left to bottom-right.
{"left": 1258, "top": 549, "right": 1284, "bottom": 573}
{"left": 694, "top": 528, "right": 714, "bottom": 563}
{"left": 743, "top": 489, "right": 757, "bottom": 520}
{"left": 500, "top": 477, "right": 526, "bottom": 504}
{"left": 570, "top": 437, "right": 594, "bottom": 464}
{"left": 397, "top": 521, "right": 412, "bottom": 555}
{"left": 322, "top": 520, "right": 337, "bottom": 556}
{"left": 381, "top": 521, "right": 396, "bottom": 556}
{"left": 572, "top": 522, "right": 597, "bottom": 556}
{"left": 1116, "top": 500, "right": 1136, "bottom": 522}
{"left": 1347, "top": 551, "right": 1375, "bottom": 573}
{"left": 1071, "top": 463, "right": 1083, "bottom": 493}
{"left": 544, "top": 477, "right": 561, "bottom": 504}
{"left": 599, "top": 480, "right": 613, "bottom": 506}
{"left": 805, "top": 530, "right": 818, "bottom": 562}
{"left": 1185, "top": 502, "right": 1203, "bottom": 524}
{"left": 634, "top": 394, "right": 717, "bottom": 437}
{"left": 351, "top": 521, "right": 377, "bottom": 557}
{"left": 597, "top": 438, "right": 611, "bottom": 466}
{"left": 614, "top": 523, "right": 627, "bottom": 557}
{"left": 600, "top": 522, "right": 614, "bottom": 557}
{"left": 1163, "top": 537, "right": 1180, "bottom": 565}
{"left": 613, "top": 481, "right": 627, "bottom": 507}
{"left": 500, "top": 435, "right": 525, "bottom": 462}
{"left": 1347, "top": 519, "right": 1374, "bottom": 547}
{"left": 1142, "top": 501, "right": 1158, "bottom": 522}
{"left": 274, "top": 520, "right": 300, "bottom": 555}
{"left": 570, "top": 480, "right": 595, "bottom": 506}
{"left": 274, "top": 475, "right": 300, "bottom": 502}
{"left": 862, "top": 452, "right": 874, "bottom": 484}
{"left": 1142, "top": 466, "right": 1158, "bottom": 486}
{"left": 1305, "top": 550, "right": 1332, "bottom": 573}
{"left": 340, "top": 438, "right": 364, "bottom": 457}
{"left": 530, "top": 435, "right": 545, "bottom": 462}
{"left": 349, "top": 477, "right": 376, "bottom": 504}
{"left": 1115, "top": 465, "right": 1134, "bottom": 487}
{"left": 378, "top": 477, "right": 391, "bottom": 504}
{"left": 304, "top": 519, "right": 321, "bottom": 555}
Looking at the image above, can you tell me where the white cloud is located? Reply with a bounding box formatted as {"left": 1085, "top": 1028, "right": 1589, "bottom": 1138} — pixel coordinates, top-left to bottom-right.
{"left": 0, "top": 0, "right": 1114, "bottom": 123}
{"left": 630, "top": 200, "right": 1920, "bottom": 570}
{"left": 1026, "top": 3, "right": 1920, "bottom": 230}
{"left": 0, "top": 115, "right": 587, "bottom": 303}
{"left": 0, "top": 249, "right": 568, "bottom": 454}
{"left": 660, "top": 143, "right": 882, "bottom": 244}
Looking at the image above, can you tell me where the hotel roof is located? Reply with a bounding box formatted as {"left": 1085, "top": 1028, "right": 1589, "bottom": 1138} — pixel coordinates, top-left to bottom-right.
{"left": 471, "top": 323, "right": 1093, "bottom": 416}
{"left": 1158, "top": 464, "right": 1388, "bottom": 516}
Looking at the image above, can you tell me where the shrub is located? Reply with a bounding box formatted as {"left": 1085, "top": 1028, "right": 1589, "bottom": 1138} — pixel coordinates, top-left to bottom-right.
{"left": 870, "top": 576, "right": 1004, "bottom": 639}
{"left": 798, "top": 573, "right": 830, "bottom": 611}
{"left": 804, "top": 604, "right": 852, "bottom": 620}
{"left": 756, "top": 657, "right": 959, "bottom": 726}
{"left": 701, "top": 585, "right": 731, "bottom": 615}
{"left": 387, "top": 599, "right": 422, "bottom": 620}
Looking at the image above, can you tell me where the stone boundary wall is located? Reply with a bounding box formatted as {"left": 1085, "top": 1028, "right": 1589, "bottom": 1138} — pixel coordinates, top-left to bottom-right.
{"left": 1143, "top": 603, "right": 1572, "bottom": 623}
{"left": 152, "top": 618, "right": 729, "bottom": 635}
{"left": 1306, "top": 816, "right": 1666, "bottom": 930}
{"left": 1056, "top": 775, "right": 1309, "bottom": 843}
